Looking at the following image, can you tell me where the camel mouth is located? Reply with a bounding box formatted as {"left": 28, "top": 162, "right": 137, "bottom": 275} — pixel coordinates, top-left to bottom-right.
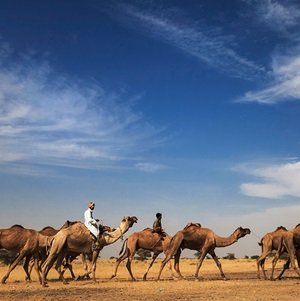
{"left": 129, "top": 216, "right": 138, "bottom": 226}
{"left": 244, "top": 228, "right": 251, "bottom": 235}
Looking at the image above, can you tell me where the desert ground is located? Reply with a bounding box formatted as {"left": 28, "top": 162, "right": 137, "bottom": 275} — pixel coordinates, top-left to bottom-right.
{"left": 0, "top": 258, "right": 299, "bottom": 301}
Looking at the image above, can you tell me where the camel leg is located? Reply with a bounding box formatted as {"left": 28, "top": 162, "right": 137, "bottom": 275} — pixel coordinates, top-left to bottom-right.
{"left": 173, "top": 249, "right": 184, "bottom": 279}
{"left": 79, "top": 254, "right": 89, "bottom": 279}
{"left": 61, "top": 256, "right": 76, "bottom": 279}
{"left": 1, "top": 251, "right": 28, "bottom": 284}
{"left": 55, "top": 254, "right": 69, "bottom": 284}
{"left": 278, "top": 249, "right": 300, "bottom": 280}
{"left": 257, "top": 254, "right": 269, "bottom": 280}
{"left": 111, "top": 247, "right": 131, "bottom": 280}
{"left": 91, "top": 251, "right": 100, "bottom": 282}
{"left": 209, "top": 250, "right": 226, "bottom": 280}
{"left": 276, "top": 258, "right": 290, "bottom": 280}
{"left": 23, "top": 255, "right": 32, "bottom": 282}
{"left": 286, "top": 247, "right": 300, "bottom": 278}
{"left": 156, "top": 252, "right": 173, "bottom": 281}
{"left": 78, "top": 255, "right": 94, "bottom": 280}
{"left": 194, "top": 249, "right": 208, "bottom": 280}
{"left": 126, "top": 252, "right": 136, "bottom": 281}
{"left": 32, "top": 256, "right": 42, "bottom": 284}
{"left": 143, "top": 253, "right": 159, "bottom": 281}
{"left": 270, "top": 251, "right": 282, "bottom": 280}
{"left": 27, "top": 257, "right": 36, "bottom": 280}
{"left": 41, "top": 253, "right": 59, "bottom": 287}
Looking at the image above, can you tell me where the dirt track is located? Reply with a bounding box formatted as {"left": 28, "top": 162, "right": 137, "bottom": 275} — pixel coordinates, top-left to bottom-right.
{"left": 0, "top": 259, "right": 299, "bottom": 301}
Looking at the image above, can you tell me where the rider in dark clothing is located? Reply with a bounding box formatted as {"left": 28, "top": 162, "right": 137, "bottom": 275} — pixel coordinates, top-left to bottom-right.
{"left": 153, "top": 212, "right": 164, "bottom": 239}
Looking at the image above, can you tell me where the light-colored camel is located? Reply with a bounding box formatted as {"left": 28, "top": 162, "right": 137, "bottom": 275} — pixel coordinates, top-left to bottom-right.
{"left": 0, "top": 225, "right": 48, "bottom": 284}
{"left": 273, "top": 224, "right": 300, "bottom": 280}
{"left": 156, "top": 225, "right": 251, "bottom": 280}
{"left": 41, "top": 216, "right": 137, "bottom": 286}
{"left": 257, "top": 226, "right": 300, "bottom": 280}
{"left": 36, "top": 224, "right": 114, "bottom": 282}
{"left": 110, "top": 227, "right": 175, "bottom": 281}
{"left": 28, "top": 220, "right": 80, "bottom": 279}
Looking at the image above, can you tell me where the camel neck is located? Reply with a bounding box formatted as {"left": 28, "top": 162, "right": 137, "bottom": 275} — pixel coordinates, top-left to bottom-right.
{"left": 215, "top": 233, "right": 238, "bottom": 248}
{"left": 104, "top": 223, "right": 127, "bottom": 245}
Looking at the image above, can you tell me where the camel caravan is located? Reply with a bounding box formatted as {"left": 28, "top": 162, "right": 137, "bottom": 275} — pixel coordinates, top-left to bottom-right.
{"left": 0, "top": 202, "right": 300, "bottom": 286}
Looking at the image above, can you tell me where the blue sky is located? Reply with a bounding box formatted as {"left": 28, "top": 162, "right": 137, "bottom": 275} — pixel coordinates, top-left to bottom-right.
{"left": 1, "top": 0, "right": 300, "bottom": 258}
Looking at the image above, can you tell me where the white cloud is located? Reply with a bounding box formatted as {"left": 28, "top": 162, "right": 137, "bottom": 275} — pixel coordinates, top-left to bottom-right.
{"left": 239, "top": 51, "right": 300, "bottom": 103}
{"left": 236, "top": 161, "right": 300, "bottom": 198}
{"left": 110, "top": 4, "right": 264, "bottom": 80}
{"left": 253, "top": 0, "right": 300, "bottom": 32}
{"left": 135, "top": 162, "right": 167, "bottom": 173}
{"left": 0, "top": 43, "right": 165, "bottom": 174}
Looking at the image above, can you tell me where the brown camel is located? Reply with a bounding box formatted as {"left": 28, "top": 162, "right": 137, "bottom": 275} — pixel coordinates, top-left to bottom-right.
{"left": 273, "top": 224, "right": 300, "bottom": 280}
{"left": 28, "top": 220, "right": 80, "bottom": 279}
{"left": 156, "top": 225, "right": 251, "bottom": 280}
{"left": 257, "top": 226, "right": 300, "bottom": 280}
{"left": 0, "top": 225, "right": 48, "bottom": 284}
{"left": 41, "top": 216, "right": 137, "bottom": 286}
{"left": 110, "top": 227, "right": 175, "bottom": 281}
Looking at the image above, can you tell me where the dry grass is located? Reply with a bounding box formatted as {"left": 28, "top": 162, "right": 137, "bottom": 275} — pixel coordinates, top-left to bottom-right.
{"left": 0, "top": 258, "right": 299, "bottom": 300}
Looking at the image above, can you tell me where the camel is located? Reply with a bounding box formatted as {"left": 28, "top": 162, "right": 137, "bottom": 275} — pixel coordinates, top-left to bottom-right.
{"left": 256, "top": 226, "right": 300, "bottom": 280}
{"left": 0, "top": 225, "right": 49, "bottom": 284}
{"left": 156, "top": 225, "right": 251, "bottom": 281}
{"left": 28, "top": 220, "right": 80, "bottom": 279}
{"left": 41, "top": 216, "right": 138, "bottom": 286}
{"left": 271, "top": 224, "right": 300, "bottom": 280}
{"left": 110, "top": 227, "right": 175, "bottom": 281}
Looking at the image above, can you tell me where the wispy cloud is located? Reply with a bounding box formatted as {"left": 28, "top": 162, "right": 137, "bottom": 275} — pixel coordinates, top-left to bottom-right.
{"left": 0, "top": 43, "right": 165, "bottom": 174}
{"left": 236, "top": 161, "right": 300, "bottom": 198}
{"left": 135, "top": 162, "right": 167, "bottom": 173}
{"left": 249, "top": 0, "right": 300, "bottom": 34}
{"left": 239, "top": 51, "right": 300, "bottom": 103}
{"left": 107, "top": 3, "right": 264, "bottom": 80}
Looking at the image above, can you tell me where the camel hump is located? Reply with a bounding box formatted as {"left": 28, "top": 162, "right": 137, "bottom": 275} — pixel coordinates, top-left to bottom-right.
{"left": 41, "top": 226, "right": 56, "bottom": 231}
{"left": 183, "top": 222, "right": 202, "bottom": 230}
{"left": 276, "top": 226, "right": 287, "bottom": 231}
{"left": 11, "top": 224, "right": 24, "bottom": 229}
{"left": 294, "top": 223, "right": 300, "bottom": 229}
{"left": 143, "top": 227, "right": 153, "bottom": 232}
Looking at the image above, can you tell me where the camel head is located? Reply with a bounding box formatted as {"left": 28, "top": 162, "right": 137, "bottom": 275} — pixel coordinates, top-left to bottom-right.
{"left": 122, "top": 216, "right": 138, "bottom": 228}
{"left": 234, "top": 227, "right": 251, "bottom": 239}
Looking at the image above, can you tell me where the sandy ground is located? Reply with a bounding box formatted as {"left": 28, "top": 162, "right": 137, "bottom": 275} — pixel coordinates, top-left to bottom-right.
{"left": 0, "top": 258, "right": 299, "bottom": 301}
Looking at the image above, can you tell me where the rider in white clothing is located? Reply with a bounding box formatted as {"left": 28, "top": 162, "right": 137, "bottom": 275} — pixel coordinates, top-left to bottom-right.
{"left": 84, "top": 202, "right": 100, "bottom": 239}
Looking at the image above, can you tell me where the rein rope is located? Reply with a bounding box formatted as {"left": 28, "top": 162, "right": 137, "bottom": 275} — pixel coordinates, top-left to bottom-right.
{"left": 118, "top": 226, "right": 124, "bottom": 241}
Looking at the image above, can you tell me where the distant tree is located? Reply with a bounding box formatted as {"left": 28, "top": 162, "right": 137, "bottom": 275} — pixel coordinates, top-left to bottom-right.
{"left": 251, "top": 255, "right": 259, "bottom": 260}
{"left": 244, "top": 255, "right": 249, "bottom": 259}
{"left": 223, "top": 253, "right": 236, "bottom": 260}
{"left": 135, "top": 249, "right": 152, "bottom": 261}
{"left": 194, "top": 251, "right": 211, "bottom": 259}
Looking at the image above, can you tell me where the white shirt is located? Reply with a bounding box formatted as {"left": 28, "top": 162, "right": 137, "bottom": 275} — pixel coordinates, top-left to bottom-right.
{"left": 84, "top": 208, "right": 99, "bottom": 237}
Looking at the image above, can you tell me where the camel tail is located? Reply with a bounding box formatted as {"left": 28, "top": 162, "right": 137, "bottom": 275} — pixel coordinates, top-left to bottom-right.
{"left": 169, "top": 232, "right": 184, "bottom": 256}
{"left": 48, "top": 236, "right": 67, "bottom": 256}
{"left": 119, "top": 238, "right": 128, "bottom": 256}
{"left": 46, "top": 236, "right": 55, "bottom": 254}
